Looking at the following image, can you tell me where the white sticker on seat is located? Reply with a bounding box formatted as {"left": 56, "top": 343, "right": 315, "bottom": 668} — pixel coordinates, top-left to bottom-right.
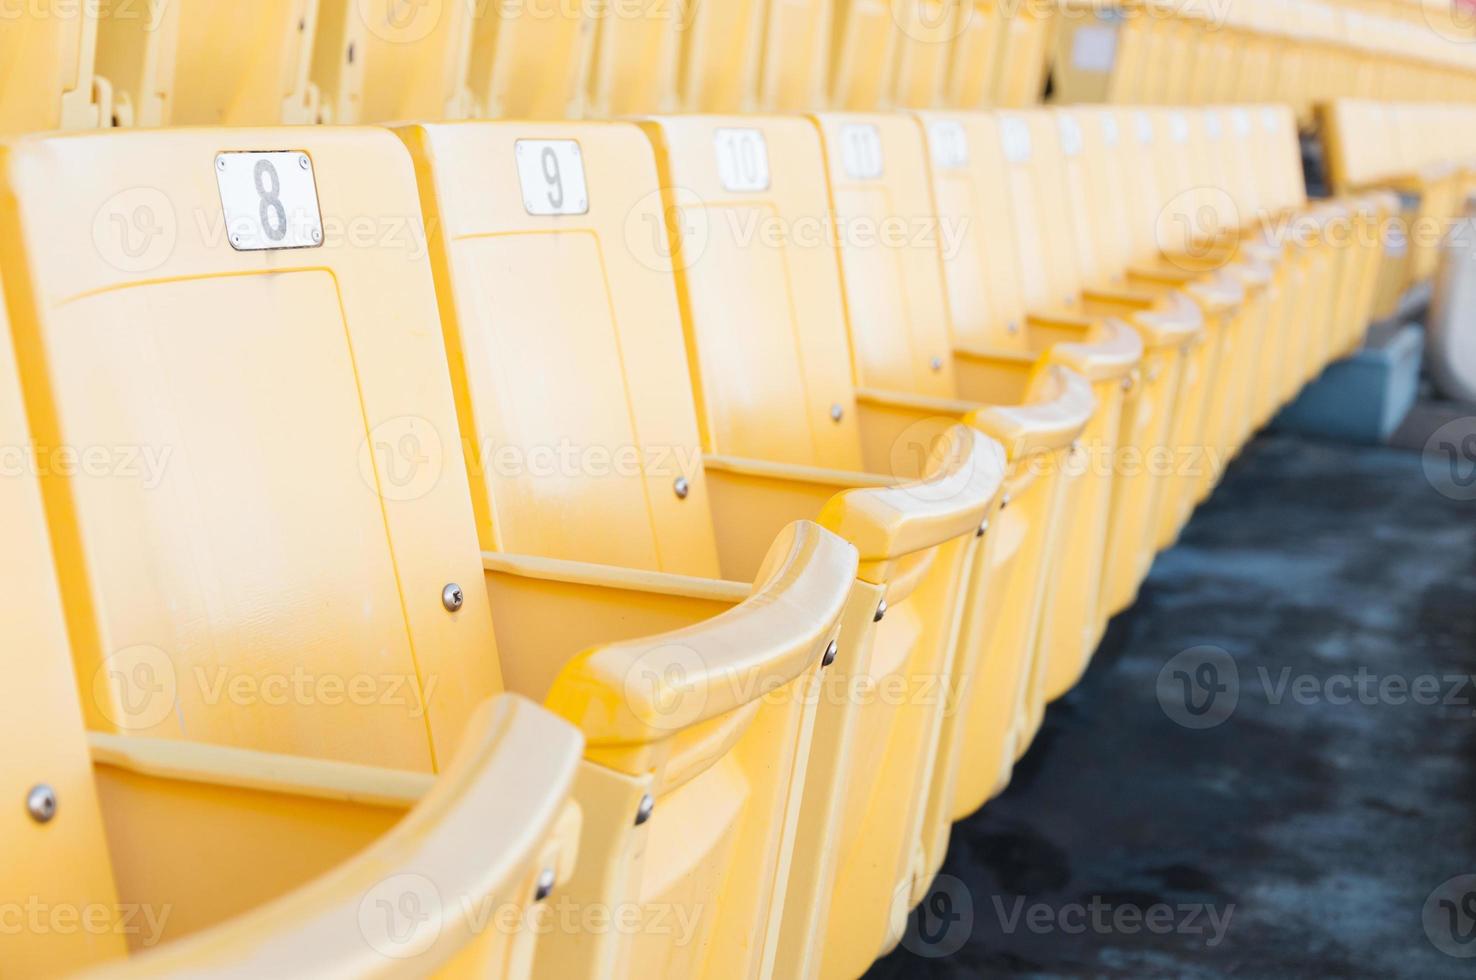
{"left": 515, "top": 140, "right": 590, "bottom": 216}
{"left": 1168, "top": 113, "right": 1190, "bottom": 144}
{"left": 215, "top": 151, "right": 323, "bottom": 251}
{"left": 714, "top": 128, "right": 771, "bottom": 193}
{"left": 1102, "top": 113, "right": 1121, "bottom": 147}
{"left": 1058, "top": 115, "right": 1085, "bottom": 158}
{"left": 1135, "top": 112, "right": 1154, "bottom": 145}
{"left": 1000, "top": 117, "right": 1032, "bottom": 164}
{"left": 1071, "top": 24, "right": 1118, "bottom": 71}
{"left": 930, "top": 120, "right": 970, "bottom": 169}
{"left": 1231, "top": 108, "right": 1252, "bottom": 137}
{"left": 841, "top": 124, "right": 884, "bottom": 180}
{"left": 1204, "top": 111, "right": 1223, "bottom": 141}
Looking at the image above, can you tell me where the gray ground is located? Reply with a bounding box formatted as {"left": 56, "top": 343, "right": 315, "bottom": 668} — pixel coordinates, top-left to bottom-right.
{"left": 866, "top": 398, "right": 1476, "bottom": 979}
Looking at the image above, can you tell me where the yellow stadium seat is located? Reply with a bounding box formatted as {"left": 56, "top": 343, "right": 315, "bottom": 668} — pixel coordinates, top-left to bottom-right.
{"left": 1, "top": 125, "right": 854, "bottom": 977}
{"left": 311, "top": 0, "right": 475, "bottom": 123}
{"left": 637, "top": 112, "right": 1008, "bottom": 980}
{"left": 1044, "top": 106, "right": 1206, "bottom": 631}
{"left": 917, "top": 109, "right": 1146, "bottom": 729}
{"left": 991, "top": 0, "right": 1055, "bottom": 106}
{"left": 93, "top": 0, "right": 318, "bottom": 126}
{"left": 754, "top": 0, "right": 833, "bottom": 111}
{"left": 808, "top": 111, "right": 1095, "bottom": 973}
{"left": 676, "top": 0, "right": 766, "bottom": 111}
{"left": 584, "top": 1, "right": 682, "bottom": 116}
{"left": 1050, "top": 0, "right": 1131, "bottom": 105}
{"left": 466, "top": 0, "right": 594, "bottom": 118}
{"left": 830, "top": 0, "right": 901, "bottom": 109}
{"left": 0, "top": 145, "right": 582, "bottom": 975}
{"left": 397, "top": 119, "right": 870, "bottom": 980}
{"left": 891, "top": 0, "right": 957, "bottom": 108}
{"left": 0, "top": 0, "right": 106, "bottom": 132}
{"left": 944, "top": 0, "right": 1002, "bottom": 107}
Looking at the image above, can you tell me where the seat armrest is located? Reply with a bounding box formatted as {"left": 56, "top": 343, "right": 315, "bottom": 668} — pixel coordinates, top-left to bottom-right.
{"left": 852, "top": 386, "right": 978, "bottom": 477}
{"left": 484, "top": 553, "right": 752, "bottom": 703}
{"left": 1047, "top": 317, "right": 1144, "bottom": 382}
{"left": 965, "top": 365, "right": 1097, "bottom": 459}
{"left": 90, "top": 695, "right": 583, "bottom": 978}
{"left": 545, "top": 522, "right": 856, "bottom": 754}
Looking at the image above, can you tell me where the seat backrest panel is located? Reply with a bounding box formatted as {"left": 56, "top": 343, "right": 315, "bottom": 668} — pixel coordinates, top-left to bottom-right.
{"left": 0, "top": 3, "right": 102, "bottom": 132}
{"left": 406, "top": 121, "right": 723, "bottom": 578}
{"left": 1, "top": 129, "right": 498, "bottom": 769}
{"left": 586, "top": 3, "right": 682, "bottom": 115}
{"left": 829, "top": 0, "right": 899, "bottom": 109}
{"left": 313, "top": 0, "right": 475, "bottom": 123}
{"left": 642, "top": 115, "right": 865, "bottom": 471}
{"left": 915, "top": 110, "right": 1031, "bottom": 352}
{"left": 811, "top": 112, "right": 957, "bottom": 398}
{"left": 469, "top": 0, "right": 593, "bottom": 118}
{"left": 0, "top": 275, "right": 127, "bottom": 974}
{"left": 678, "top": 0, "right": 766, "bottom": 111}
{"left": 994, "top": 111, "right": 1061, "bottom": 314}
{"left": 755, "top": 0, "right": 833, "bottom": 111}
{"left": 171, "top": 0, "right": 317, "bottom": 125}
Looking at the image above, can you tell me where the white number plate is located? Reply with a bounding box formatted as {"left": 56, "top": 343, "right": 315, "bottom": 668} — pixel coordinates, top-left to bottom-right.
{"left": 1058, "top": 115, "right": 1084, "bottom": 158}
{"left": 216, "top": 151, "right": 323, "bottom": 251}
{"left": 1102, "top": 113, "right": 1121, "bottom": 147}
{"left": 1204, "top": 111, "right": 1223, "bottom": 141}
{"left": 929, "top": 120, "right": 969, "bottom": 170}
{"left": 715, "top": 129, "right": 771, "bottom": 193}
{"left": 1000, "top": 116, "right": 1032, "bottom": 164}
{"left": 1168, "top": 113, "right": 1190, "bottom": 144}
{"left": 841, "top": 124, "right": 884, "bottom": 180}
{"left": 1135, "top": 112, "right": 1154, "bottom": 146}
{"left": 516, "top": 140, "right": 589, "bottom": 216}
{"left": 1071, "top": 24, "right": 1118, "bottom": 72}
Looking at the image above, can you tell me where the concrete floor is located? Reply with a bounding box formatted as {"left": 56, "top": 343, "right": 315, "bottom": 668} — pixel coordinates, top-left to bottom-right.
{"left": 866, "top": 422, "right": 1476, "bottom": 979}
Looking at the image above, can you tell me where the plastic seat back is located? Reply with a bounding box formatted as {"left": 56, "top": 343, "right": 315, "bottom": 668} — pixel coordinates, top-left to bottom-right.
{"left": 468, "top": 0, "right": 593, "bottom": 118}
{"left": 992, "top": 0, "right": 1054, "bottom": 105}
{"left": 830, "top": 0, "right": 901, "bottom": 109}
{"left": 677, "top": 0, "right": 767, "bottom": 111}
{"left": 640, "top": 116, "right": 865, "bottom": 471}
{"left": 312, "top": 0, "right": 475, "bottom": 123}
{"left": 0, "top": 274, "right": 127, "bottom": 975}
{"left": 0, "top": 1, "right": 105, "bottom": 132}
{"left": 755, "top": 0, "right": 833, "bottom": 111}
{"left": 810, "top": 113, "right": 956, "bottom": 398}
{"left": 94, "top": 0, "right": 317, "bottom": 126}
{"left": 399, "top": 119, "right": 856, "bottom": 980}
{"left": 0, "top": 128, "right": 498, "bottom": 769}
{"left": 944, "top": 0, "right": 1002, "bottom": 107}
{"left": 891, "top": 0, "right": 957, "bottom": 108}
{"left": 641, "top": 113, "right": 1008, "bottom": 978}
{"left": 585, "top": 2, "right": 682, "bottom": 115}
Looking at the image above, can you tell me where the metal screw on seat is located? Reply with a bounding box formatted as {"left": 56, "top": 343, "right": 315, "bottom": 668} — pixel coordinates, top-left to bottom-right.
{"left": 534, "top": 868, "right": 556, "bottom": 902}
{"left": 442, "top": 583, "right": 464, "bottom": 612}
{"left": 874, "top": 599, "right": 888, "bottom": 623}
{"left": 674, "top": 477, "right": 690, "bottom": 499}
{"left": 822, "top": 640, "right": 839, "bottom": 667}
{"left": 930, "top": 356, "right": 944, "bottom": 371}
{"left": 26, "top": 785, "right": 56, "bottom": 824}
{"left": 977, "top": 519, "right": 989, "bottom": 538}
{"left": 635, "top": 793, "right": 655, "bottom": 826}
{"left": 830, "top": 403, "right": 844, "bottom": 422}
